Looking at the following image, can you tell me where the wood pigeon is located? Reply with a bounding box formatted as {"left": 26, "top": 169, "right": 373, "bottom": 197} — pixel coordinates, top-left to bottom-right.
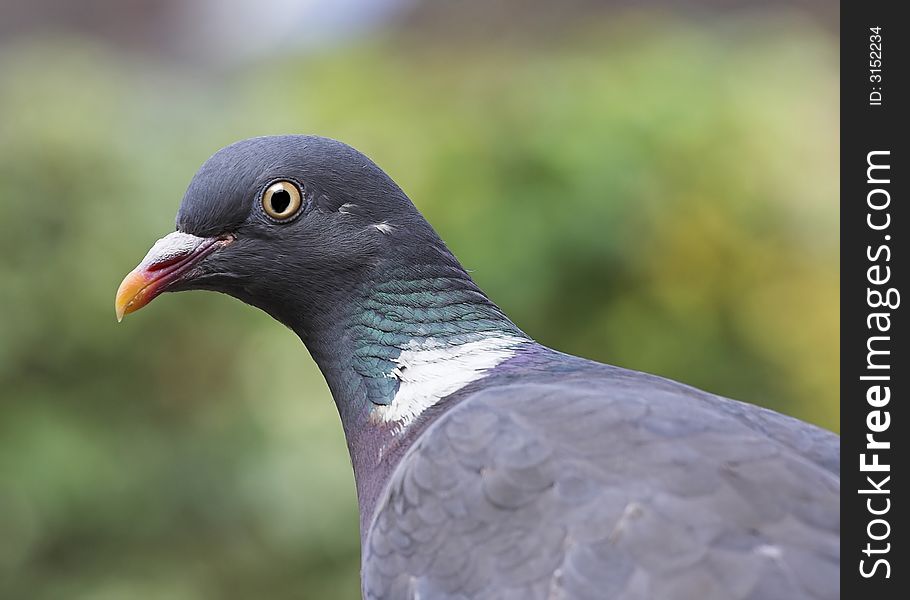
{"left": 115, "top": 136, "right": 839, "bottom": 599}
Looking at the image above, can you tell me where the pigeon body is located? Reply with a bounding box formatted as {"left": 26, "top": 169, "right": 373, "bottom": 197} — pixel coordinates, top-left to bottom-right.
{"left": 116, "top": 136, "right": 839, "bottom": 599}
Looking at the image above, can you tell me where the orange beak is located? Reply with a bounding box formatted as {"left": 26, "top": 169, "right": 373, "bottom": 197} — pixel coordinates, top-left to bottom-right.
{"left": 115, "top": 231, "right": 233, "bottom": 321}
{"left": 115, "top": 268, "right": 157, "bottom": 322}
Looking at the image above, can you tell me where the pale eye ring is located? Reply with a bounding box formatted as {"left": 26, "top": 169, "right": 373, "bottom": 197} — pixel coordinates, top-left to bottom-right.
{"left": 261, "top": 180, "right": 302, "bottom": 220}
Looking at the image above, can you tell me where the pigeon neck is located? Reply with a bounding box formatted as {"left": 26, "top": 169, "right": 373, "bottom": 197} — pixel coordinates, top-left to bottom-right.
{"left": 291, "top": 257, "right": 530, "bottom": 531}
{"left": 304, "top": 260, "right": 529, "bottom": 421}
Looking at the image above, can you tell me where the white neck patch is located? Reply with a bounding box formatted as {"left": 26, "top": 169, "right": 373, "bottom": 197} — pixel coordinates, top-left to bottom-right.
{"left": 372, "top": 333, "right": 528, "bottom": 431}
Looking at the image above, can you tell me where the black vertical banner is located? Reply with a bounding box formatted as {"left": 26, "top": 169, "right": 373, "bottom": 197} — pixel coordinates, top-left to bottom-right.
{"left": 842, "top": 2, "right": 906, "bottom": 597}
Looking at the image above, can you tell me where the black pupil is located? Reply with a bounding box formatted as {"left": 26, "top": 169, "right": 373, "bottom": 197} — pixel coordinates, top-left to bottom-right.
{"left": 270, "top": 189, "right": 291, "bottom": 214}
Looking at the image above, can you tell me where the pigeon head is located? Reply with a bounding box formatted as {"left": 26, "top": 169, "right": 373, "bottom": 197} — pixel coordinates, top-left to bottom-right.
{"left": 116, "top": 135, "right": 447, "bottom": 330}
{"left": 116, "top": 135, "right": 525, "bottom": 428}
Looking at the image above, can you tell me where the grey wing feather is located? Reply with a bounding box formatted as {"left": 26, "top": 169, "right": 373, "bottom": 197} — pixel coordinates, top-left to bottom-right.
{"left": 363, "top": 373, "right": 839, "bottom": 600}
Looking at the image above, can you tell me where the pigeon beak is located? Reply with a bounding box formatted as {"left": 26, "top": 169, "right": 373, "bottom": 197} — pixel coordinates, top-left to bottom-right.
{"left": 115, "top": 231, "right": 234, "bottom": 322}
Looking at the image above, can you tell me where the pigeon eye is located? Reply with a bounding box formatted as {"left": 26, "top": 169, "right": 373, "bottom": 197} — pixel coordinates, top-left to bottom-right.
{"left": 262, "top": 181, "right": 302, "bottom": 221}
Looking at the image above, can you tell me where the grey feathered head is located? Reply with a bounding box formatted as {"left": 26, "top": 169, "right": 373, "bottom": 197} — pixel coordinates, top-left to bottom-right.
{"left": 115, "top": 135, "right": 451, "bottom": 329}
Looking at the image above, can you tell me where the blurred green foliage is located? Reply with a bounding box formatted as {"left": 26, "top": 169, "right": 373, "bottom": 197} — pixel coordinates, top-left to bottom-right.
{"left": 1, "top": 15, "right": 837, "bottom": 600}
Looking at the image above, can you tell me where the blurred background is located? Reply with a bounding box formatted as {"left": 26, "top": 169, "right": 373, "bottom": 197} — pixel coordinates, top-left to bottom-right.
{"left": 0, "top": 1, "right": 838, "bottom": 598}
